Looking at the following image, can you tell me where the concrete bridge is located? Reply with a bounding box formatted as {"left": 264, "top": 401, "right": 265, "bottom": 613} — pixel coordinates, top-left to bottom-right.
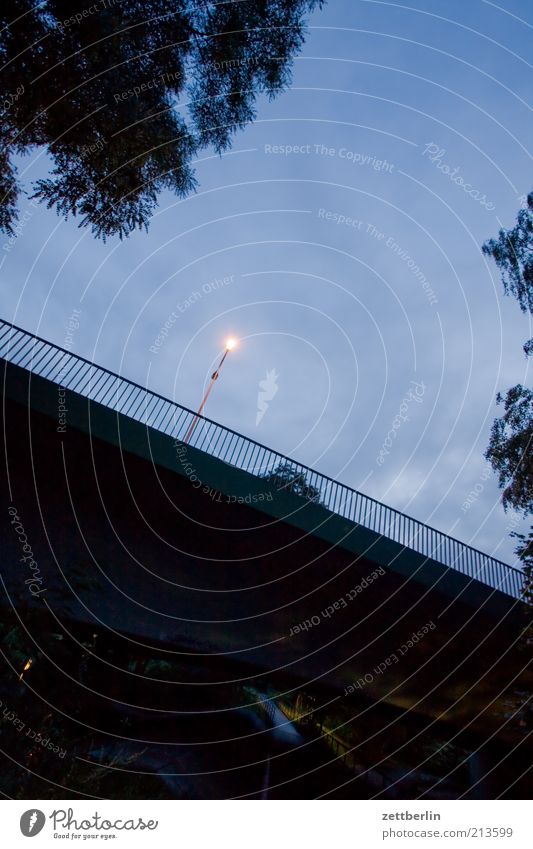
{"left": 1, "top": 318, "right": 531, "bottom": 798}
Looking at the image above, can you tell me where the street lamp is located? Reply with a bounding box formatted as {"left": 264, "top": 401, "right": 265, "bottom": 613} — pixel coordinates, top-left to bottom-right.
{"left": 182, "top": 338, "right": 238, "bottom": 444}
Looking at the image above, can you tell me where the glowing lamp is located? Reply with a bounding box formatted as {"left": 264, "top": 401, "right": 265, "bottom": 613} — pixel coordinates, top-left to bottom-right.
{"left": 182, "top": 336, "right": 239, "bottom": 444}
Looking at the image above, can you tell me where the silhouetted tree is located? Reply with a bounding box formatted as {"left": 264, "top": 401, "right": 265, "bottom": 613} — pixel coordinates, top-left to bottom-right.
{"left": 0, "top": 0, "right": 323, "bottom": 240}
{"left": 482, "top": 191, "right": 533, "bottom": 357}
{"left": 483, "top": 193, "right": 533, "bottom": 731}
{"left": 485, "top": 385, "right": 533, "bottom": 517}
{"left": 483, "top": 190, "right": 533, "bottom": 523}
{"left": 261, "top": 460, "right": 322, "bottom": 503}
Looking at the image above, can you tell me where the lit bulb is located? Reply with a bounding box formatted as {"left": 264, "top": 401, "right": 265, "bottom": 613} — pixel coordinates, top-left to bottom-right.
{"left": 19, "top": 658, "right": 33, "bottom": 680}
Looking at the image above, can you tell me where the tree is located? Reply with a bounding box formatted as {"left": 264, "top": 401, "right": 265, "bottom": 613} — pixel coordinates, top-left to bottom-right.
{"left": 485, "top": 385, "right": 533, "bottom": 516}
{"left": 0, "top": 0, "right": 323, "bottom": 240}
{"left": 483, "top": 194, "right": 533, "bottom": 732}
{"left": 261, "top": 460, "right": 322, "bottom": 503}
{"left": 482, "top": 191, "right": 533, "bottom": 357}
{"left": 513, "top": 529, "right": 533, "bottom": 605}
{"left": 483, "top": 190, "right": 533, "bottom": 520}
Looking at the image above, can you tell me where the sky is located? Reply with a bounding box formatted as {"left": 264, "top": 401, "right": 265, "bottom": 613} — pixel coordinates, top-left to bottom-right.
{"left": 1, "top": 0, "right": 531, "bottom": 565}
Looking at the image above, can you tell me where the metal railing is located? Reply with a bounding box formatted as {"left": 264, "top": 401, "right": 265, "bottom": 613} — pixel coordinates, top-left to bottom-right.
{"left": 0, "top": 317, "right": 524, "bottom": 599}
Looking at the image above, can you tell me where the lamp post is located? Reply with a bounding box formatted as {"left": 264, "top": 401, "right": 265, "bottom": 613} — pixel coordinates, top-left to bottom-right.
{"left": 182, "top": 338, "right": 237, "bottom": 444}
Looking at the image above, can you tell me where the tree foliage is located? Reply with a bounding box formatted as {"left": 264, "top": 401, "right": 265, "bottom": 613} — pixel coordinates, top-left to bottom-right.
{"left": 512, "top": 528, "right": 533, "bottom": 604}
{"left": 483, "top": 190, "right": 533, "bottom": 522}
{"left": 261, "top": 460, "right": 322, "bottom": 503}
{"left": 483, "top": 191, "right": 532, "bottom": 625}
{"left": 485, "top": 385, "right": 533, "bottom": 516}
{"left": 0, "top": 0, "right": 322, "bottom": 240}
{"left": 483, "top": 195, "right": 533, "bottom": 715}
{"left": 483, "top": 192, "right": 533, "bottom": 733}
{"left": 482, "top": 191, "right": 533, "bottom": 356}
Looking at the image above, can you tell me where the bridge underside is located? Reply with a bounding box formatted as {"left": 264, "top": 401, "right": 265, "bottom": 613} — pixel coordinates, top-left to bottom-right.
{"left": 1, "top": 360, "right": 531, "bottom": 798}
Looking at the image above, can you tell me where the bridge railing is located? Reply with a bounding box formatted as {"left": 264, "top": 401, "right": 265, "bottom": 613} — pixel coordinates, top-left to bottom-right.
{"left": 0, "top": 318, "right": 524, "bottom": 599}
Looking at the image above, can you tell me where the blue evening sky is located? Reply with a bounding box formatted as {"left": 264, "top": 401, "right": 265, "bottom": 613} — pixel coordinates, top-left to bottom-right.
{"left": 1, "top": 0, "right": 531, "bottom": 564}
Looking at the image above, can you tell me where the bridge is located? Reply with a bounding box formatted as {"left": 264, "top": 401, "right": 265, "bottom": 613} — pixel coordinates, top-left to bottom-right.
{"left": 1, "top": 317, "right": 531, "bottom": 799}
{"left": 0, "top": 317, "right": 523, "bottom": 598}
